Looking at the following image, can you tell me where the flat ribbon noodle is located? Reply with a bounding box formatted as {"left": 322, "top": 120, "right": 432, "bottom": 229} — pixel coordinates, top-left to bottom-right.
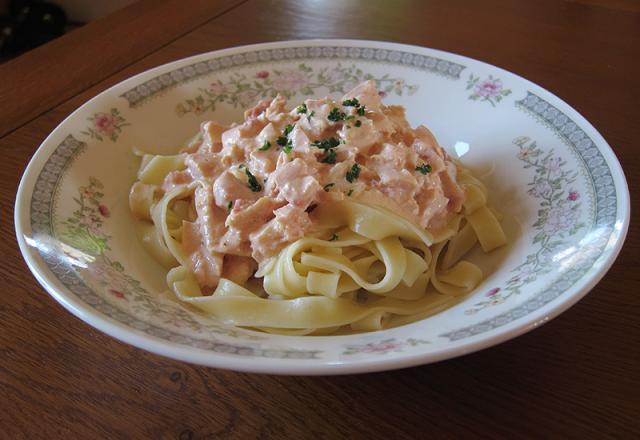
{"left": 132, "top": 152, "right": 508, "bottom": 334}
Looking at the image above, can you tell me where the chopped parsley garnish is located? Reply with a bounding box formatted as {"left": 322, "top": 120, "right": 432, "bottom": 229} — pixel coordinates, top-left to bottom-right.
{"left": 345, "top": 163, "right": 361, "bottom": 183}
{"left": 227, "top": 201, "right": 233, "bottom": 211}
{"left": 258, "top": 141, "right": 271, "bottom": 151}
{"left": 283, "top": 124, "right": 295, "bottom": 136}
{"left": 311, "top": 136, "right": 340, "bottom": 164}
{"left": 415, "top": 163, "right": 433, "bottom": 174}
{"left": 357, "top": 106, "right": 366, "bottom": 116}
{"left": 296, "top": 103, "right": 307, "bottom": 114}
{"left": 244, "top": 168, "right": 263, "bottom": 192}
{"left": 342, "top": 98, "right": 360, "bottom": 107}
{"left": 328, "top": 233, "right": 339, "bottom": 241}
{"left": 344, "top": 115, "right": 355, "bottom": 121}
{"left": 311, "top": 137, "right": 340, "bottom": 150}
{"left": 307, "top": 110, "right": 315, "bottom": 122}
{"left": 347, "top": 189, "right": 354, "bottom": 196}
{"left": 323, "top": 183, "right": 335, "bottom": 191}
{"left": 276, "top": 124, "right": 295, "bottom": 153}
{"left": 321, "top": 149, "right": 337, "bottom": 164}
{"left": 354, "top": 120, "right": 362, "bottom": 127}
{"left": 328, "top": 107, "right": 347, "bottom": 122}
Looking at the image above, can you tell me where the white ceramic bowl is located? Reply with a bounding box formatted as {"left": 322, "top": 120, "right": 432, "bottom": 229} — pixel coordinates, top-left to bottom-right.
{"left": 15, "top": 40, "right": 629, "bottom": 374}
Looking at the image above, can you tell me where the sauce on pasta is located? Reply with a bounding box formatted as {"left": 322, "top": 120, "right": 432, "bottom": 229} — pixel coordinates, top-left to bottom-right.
{"left": 130, "top": 81, "right": 506, "bottom": 335}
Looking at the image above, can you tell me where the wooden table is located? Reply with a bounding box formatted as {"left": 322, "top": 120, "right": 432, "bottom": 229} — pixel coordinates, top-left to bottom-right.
{"left": 2, "top": 0, "right": 638, "bottom": 437}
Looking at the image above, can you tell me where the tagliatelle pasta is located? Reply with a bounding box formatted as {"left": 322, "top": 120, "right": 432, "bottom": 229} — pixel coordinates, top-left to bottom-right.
{"left": 129, "top": 80, "right": 507, "bottom": 335}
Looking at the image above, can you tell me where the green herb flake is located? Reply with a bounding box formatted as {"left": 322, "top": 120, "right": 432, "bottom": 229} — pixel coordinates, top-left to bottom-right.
{"left": 227, "top": 201, "right": 233, "bottom": 212}
{"left": 415, "top": 163, "right": 433, "bottom": 174}
{"left": 323, "top": 183, "right": 335, "bottom": 192}
{"left": 347, "top": 189, "right": 354, "bottom": 197}
{"left": 342, "top": 98, "right": 360, "bottom": 107}
{"left": 276, "top": 124, "right": 295, "bottom": 152}
{"left": 321, "top": 149, "right": 337, "bottom": 164}
{"left": 345, "top": 163, "right": 361, "bottom": 183}
{"left": 283, "top": 124, "right": 295, "bottom": 136}
{"left": 296, "top": 103, "right": 307, "bottom": 114}
{"left": 244, "top": 168, "right": 263, "bottom": 192}
{"left": 354, "top": 120, "right": 362, "bottom": 127}
{"left": 311, "top": 137, "right": 340, "bottom": 150}
{"left": 328, "top": 108, "right": 347, "bottom": 122}
{"left": 258, "top": 141, "right": 271, "bottom": 151}
{"left": 328, "top": 233, "right": 339, "bottom": 241}
{"left": 357, "top": 106, "right": 366, "bottom": 116}
{"left": 307, "top": 110, "right": 315, "bottom": 122}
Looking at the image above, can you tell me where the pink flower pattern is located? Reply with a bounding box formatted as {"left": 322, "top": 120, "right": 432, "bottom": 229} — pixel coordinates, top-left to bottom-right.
{"left": 466, "top": 74, "right": 512, "bottom": 107}
{"left": 466, "top": 137, "right": 584, "bottom": 315}
{"left": 82, "top": 108, "right": 130, "bottom": 142}
{"left": 272, "top": 69, "right": 309, "bottom": 91}
{"left": 57, "top": 178, "right": 276, "bottom": 341}
{"left": 176, "top": 63, "right": 418, "bottom": 116}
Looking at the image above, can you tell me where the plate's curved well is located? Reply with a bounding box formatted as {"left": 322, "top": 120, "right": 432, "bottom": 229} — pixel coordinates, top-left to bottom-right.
{"left": 15, "top": 40, "right": 629, "bottom": 374}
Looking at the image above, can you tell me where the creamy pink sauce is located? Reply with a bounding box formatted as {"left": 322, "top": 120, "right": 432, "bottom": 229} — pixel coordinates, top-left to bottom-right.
{"left": 162, "top": 81, "right": 465, "bottom": 289}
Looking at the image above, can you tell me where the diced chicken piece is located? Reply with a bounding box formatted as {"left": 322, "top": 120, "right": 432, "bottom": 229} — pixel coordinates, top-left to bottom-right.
{"left": 182, "top": 220, "right": 224, "bottom": 288}
{"left": 290, "top": 124, "right": 311, "bottom": 152}
{"left": 366, "top": 143, "right": 413, "bottom": 180}
{"left": 213, "top": 170, "right": 260, "bottom": 208}
{"left": 269, "top": 158, "right": 322, "bottom": 209}
{"left": 355, "top": 189, "right": 421, "bottom": 225}
{"left": 341, "top": 80, "right": 384, "bottom": 112}
{"left": 221, "top": 119, "right": 265, "bottom": 151}
{"left": 383, "top": 105, "right": 412, "bottom": 135}
{"left": 376, "top": 170, "right": 420, "bottom": 213}
{"left": 249, "top": 205, "right": 312, "bottom": 261}
{"left": 368, "top": 111, "right": 397, "bottom": 139}
{"left": 185, "top": 152, "right": 225, "bottom": 181}
{"left": 297, "top": 98, "right": 333, "bottom": 138}
{"left": 198, "top": 121, "right": 226, "bottom": 154}
{"left": 322, "top": 159, "right": 364, "bottom": 193}
{"left": 415, "top": 180, "right": 449, "bottom": 229}
{"left": 339, "top": 118, "right": 381, "bottom": 154}
{"left": 244, "top": 98, "right": 272, "bottom": 120}
{"left": 162, "top": 170, "right": 192, "bottom": 192}
{"left": 256, "top": 123, "right": 279, "bottom": 148}
{"left": 221, "top": 255, "right": 257, "bottom": 285}
{"left": 216, "top": 228, "right": 252, "bottom": 256}
{"left": 440, "top": 162, "right": 465, "bottom": 212}
{"left": 225, "top": 196, "right": 284, "bottom": 238}
{"left": 194, "top": 184, "right": 227, "bottom": 251}
{"left": 264, "top": 95, "right": 288, "bottom": 123}
{"left": 222, "top": 255, "right": 258, "bottom": 286}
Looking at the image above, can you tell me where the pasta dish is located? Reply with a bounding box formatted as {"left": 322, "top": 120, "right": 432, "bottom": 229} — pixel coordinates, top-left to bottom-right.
{"left": 129, "top": 80, "right": 506, "bottom": 335}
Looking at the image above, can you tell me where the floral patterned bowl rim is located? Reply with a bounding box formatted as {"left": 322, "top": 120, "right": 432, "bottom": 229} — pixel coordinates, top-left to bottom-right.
{"left": 14, "top": 40, "right": 630, "bottom": 375}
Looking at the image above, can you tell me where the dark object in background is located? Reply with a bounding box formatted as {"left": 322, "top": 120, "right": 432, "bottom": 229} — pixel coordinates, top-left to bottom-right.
{"left": 0, "top": 0, "right": 67, "bottom": 61}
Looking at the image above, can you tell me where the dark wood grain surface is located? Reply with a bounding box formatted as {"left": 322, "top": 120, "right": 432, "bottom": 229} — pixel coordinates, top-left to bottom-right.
{"left": 2, "top": 0, "right": 639, "bottom": 438}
